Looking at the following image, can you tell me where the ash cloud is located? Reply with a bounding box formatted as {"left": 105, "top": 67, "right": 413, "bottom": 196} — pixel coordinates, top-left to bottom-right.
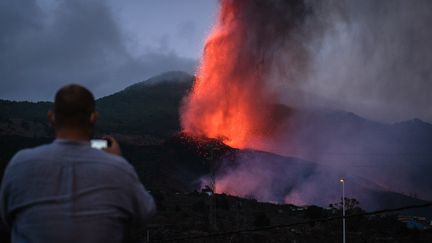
{"left": 0, "top": 0, "right": 196, "bottom": 101}
{"left": 292, "top": 0, "right": 432, "bottom": 203}
{"left": 301, "top": 0, "right": 432, "bottom": 122}
{"left": 196, "top": 0, "right": 432, "bottom": 208}
{"left": 181, "top": 0, "right": 315, "bottom": 148}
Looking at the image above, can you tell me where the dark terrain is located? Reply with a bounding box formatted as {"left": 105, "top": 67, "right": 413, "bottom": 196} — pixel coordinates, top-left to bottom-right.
{"left": 1, "top": 71, "right": 432, "bottom": 242}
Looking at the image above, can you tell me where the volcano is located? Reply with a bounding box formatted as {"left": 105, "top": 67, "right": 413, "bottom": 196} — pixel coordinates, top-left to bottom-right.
{"left": 1, "top": 71, "right": 432, "bottom": 218}
{"left": 164, "top": 133, "right": 432, "bottom": 216}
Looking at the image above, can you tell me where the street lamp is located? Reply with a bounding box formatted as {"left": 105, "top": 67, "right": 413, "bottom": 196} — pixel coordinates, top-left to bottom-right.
{"left": 340, "top": 178, "right": 346, "bottom": 243}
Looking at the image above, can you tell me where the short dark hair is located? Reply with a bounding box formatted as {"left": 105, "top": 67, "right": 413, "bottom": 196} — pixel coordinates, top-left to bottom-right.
{"left": 53, "top": 84, "right": 95, "bottom": 128}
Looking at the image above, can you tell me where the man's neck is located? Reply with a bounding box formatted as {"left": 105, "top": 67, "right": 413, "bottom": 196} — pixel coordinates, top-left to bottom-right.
{"left": 56, "top": 128, "right": 91, "bottom": 142}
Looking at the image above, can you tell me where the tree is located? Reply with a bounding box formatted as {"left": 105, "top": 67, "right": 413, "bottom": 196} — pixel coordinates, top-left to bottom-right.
{"left": 329, "top": 197, "right": 364, "bottom": 214}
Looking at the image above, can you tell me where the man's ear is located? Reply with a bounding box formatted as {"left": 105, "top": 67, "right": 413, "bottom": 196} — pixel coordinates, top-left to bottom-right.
{"left": 90, "top": 112, "right": 98, "bottom": 125}
{"left": 48, "top": 111, "right": 55, "bottom": 125}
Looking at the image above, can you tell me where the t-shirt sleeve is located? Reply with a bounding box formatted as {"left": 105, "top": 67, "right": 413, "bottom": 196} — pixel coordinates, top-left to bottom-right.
{"left": 117, "top": 158, "right": 156, "bottom": 224}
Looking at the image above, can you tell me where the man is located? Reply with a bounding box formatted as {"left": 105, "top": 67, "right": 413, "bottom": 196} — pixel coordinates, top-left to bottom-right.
{"left": 0, "top": 84, "right": 155, "bottom": 243}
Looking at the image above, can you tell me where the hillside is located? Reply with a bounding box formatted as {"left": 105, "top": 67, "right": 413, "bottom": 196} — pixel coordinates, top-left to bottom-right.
{"left": 0, "top": 71, "right": 193, "bottom": 141}
{"left": 0, "top": 71, "right": 431, "bottom": 216}
{"left": 2, "top": 71, "right": 432, "bottom": 242}
{"left": 96, "top": 71, "right": 193, "bottom": 140}
{"left": 291, "top": 109, "right": 432, "bottom": 200}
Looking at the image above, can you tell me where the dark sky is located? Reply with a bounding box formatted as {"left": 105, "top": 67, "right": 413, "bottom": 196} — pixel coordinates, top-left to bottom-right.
{"left": 0, "top": 0, "right": 217, "bottom": 101}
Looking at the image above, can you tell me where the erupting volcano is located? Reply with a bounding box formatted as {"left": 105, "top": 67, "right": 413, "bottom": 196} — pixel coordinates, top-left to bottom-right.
{"left": 181, "top": 0, "right": 308, "bottom": 149}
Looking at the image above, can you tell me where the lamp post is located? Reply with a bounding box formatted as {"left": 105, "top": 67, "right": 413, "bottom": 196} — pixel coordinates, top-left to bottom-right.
{"left": 340, "top": 178, "right": 346, "bottom": 243}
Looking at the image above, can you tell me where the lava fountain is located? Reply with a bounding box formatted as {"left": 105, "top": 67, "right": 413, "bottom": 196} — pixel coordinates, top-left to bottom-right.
{"left": 181, "top": 0, "right": 308, "bottom": 149}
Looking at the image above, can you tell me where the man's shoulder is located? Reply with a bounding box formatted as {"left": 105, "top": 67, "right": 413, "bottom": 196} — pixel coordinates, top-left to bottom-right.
{"left": 89, "top": 149, "right": 132, "bottom": 169}
{"left": 7, "top": 143, "right": 138, "bottom": 182}
{"left": 77, "top": 147, "right": 139, "bottom": 180}
{"left": 9, "top": 143, "right": 53, "bottom": 165}
{"left": 10, "top": 143, "right": 133, "bottom": 171}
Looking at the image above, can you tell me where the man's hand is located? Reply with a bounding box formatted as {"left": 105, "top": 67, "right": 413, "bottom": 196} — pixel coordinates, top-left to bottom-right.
{"left": 102, "top": 135, "right": 122, "bottom": 156}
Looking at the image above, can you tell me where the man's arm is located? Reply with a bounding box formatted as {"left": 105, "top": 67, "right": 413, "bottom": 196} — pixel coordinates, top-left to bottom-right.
{"left": 103, "top": 136, "right": 155, "bottom": 222}
{"left": 124, "top": 172, "right": 156, "bottom": 243}
{"left": 103, "top": 135, "right": 155, "bottom": 219}
{"left": 131, "top": 177, "right": 156, "bottom": 223}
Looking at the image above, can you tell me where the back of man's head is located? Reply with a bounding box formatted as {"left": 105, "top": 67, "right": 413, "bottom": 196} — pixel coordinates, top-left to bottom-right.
{"left": 53, "top": 84, "right": 95, "bottom": 129}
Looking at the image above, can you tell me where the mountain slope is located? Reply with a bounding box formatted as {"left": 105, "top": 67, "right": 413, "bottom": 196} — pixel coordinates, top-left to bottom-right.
{"left": 96, "top": 71, "right": 193, "bottom": 140}
{"left": 289, "top": 109, "right": 432, "bottom": 200}
{"left": 0, "top": 71, "right": 431, "bottom": 217}
{"left": 0, "top": 71, "right": 194, "bottom": 140}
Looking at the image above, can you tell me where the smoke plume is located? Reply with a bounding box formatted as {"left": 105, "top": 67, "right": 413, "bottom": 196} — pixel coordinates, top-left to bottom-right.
{"left": 181, "top": 0, "right": 314, "bottom": 149}
{"left": 182, "top": 0, "right": 432, "bottom": 207}
{"left": 302, "top": 0, "right": 432, "bottom": 122}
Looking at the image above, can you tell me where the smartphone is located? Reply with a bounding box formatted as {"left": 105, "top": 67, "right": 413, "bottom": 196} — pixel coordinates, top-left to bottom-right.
{"left": 90, "top": 139, "right": 108, "bottom": 149}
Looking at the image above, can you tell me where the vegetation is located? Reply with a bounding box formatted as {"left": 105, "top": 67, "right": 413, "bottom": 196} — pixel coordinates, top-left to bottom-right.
{"left": 1, "top": 72, "right": 432, "bottom": 242}
{"left": 96, "top": 75, "right": 193, "bottom": 139}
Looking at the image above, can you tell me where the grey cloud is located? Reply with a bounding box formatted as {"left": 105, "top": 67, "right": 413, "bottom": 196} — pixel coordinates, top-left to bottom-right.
{"left": 191, "top": 0, "right": 432, "bottom": 207}
{"left": 177, "top": 21, "right": 197, "bottom": 42}
{"left": 0, "top": 0, "right": 196, "bottom": 101}
{"left": 300, "top": 0, "right": 432, "bottom": 122}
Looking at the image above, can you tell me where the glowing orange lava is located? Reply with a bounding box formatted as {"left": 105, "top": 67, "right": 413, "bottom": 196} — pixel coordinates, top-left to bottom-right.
{"left": 181, "top": 1, "right": 277, "bottom": 149}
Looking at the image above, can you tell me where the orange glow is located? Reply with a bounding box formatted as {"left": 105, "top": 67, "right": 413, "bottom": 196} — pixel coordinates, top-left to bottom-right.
{"left": 181, "top": 1, "right": 277, "bottom": 149}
